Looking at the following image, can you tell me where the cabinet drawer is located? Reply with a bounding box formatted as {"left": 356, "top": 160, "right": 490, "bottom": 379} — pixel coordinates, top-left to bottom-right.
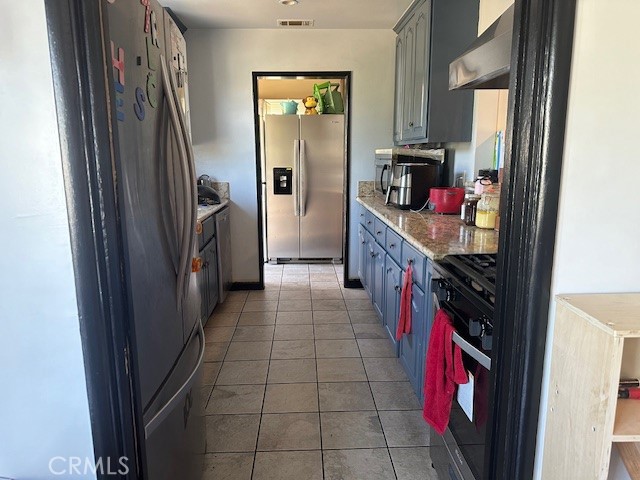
{"left": 385, "top": 228, "right": 403, "bottom": 265}
{"left": 373, "top": 218, "right": 386, "bottom": 245}
{"left": 358, "top": 206, "right": 367, "bottom": 226}
{"left": 198, "top": 215, "right": 215, "bottom": 250}
{"left": 401, "top": 242, "right": 426, "bottom": 290}
{"left": 363, "top": 210, "right": 375, "bottom": 233}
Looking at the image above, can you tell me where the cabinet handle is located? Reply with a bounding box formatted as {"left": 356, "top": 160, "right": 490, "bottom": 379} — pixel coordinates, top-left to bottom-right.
{"left": 360, "top": 213, "right": 364, "bottom": 217}
{"left": 367, "top": 221, "right": 372, "bottom": 225}
{"left": 192, "top": 257, "right": 203, "bottom": 273}
{"left": 361, "top": 240, "right": 366, "bottom": 245}
{"left": 387, "top": 267, "right": 392, "bottom": 273}
{"left": 409, "top": 121, "right": 414, "bottom": 127}
{"left": 389, "top": 243, "right": 395, "bottom": 248}
{"left": 370, "top": 252, "right": 376, "bottom": 257}
{"left": 395, "top": 285, "right": 401, "bottom": 292}
{"left": 376, "top": 230, "right": 382, "bottom": 235}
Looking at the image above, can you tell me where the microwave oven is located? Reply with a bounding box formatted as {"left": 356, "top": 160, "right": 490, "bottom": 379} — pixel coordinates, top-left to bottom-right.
{"left": 374, "top": 149, "right": 392, "bottom": 194}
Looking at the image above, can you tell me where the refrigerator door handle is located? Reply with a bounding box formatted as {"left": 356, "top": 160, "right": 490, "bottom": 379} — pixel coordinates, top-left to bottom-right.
{"left": 166, "top": 55, "right": 198, "bottom": 301}
{"left": 144, "top": 321, "right": 205, "bottom": 438}
{"left": 293, "top": 140, "right": 300, "bottom": 217}
{"left": 299, "top": 139, "right": 307, "bottom": 217}
{"left": 161, "top": 55, "right": 191, "bottom": 308}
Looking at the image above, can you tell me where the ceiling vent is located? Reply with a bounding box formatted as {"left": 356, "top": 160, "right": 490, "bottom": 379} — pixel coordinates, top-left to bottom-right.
{"left": 277, "top": 19, "right": 314, "bottom": 27}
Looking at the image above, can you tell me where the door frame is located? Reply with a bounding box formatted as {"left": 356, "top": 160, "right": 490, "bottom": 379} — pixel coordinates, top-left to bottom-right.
{"left": 489, "top": 0, "right": 577, "bottom": 478}
{"left": 251, "top": 72, "right": 353, "bottom": 288}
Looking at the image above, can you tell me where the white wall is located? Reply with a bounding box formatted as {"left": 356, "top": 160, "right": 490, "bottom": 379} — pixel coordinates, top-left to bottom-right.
{"left": 449, "top": 0, "right": 513, "bottom": 182}
{"left": 186, "top": 28, "right": 396, "bottom": 282}
{"left": 534, "top": 0, "right": 640, "bottom": 478}
{"left": 0, "top": 2, "right": 95, "bottom": 478}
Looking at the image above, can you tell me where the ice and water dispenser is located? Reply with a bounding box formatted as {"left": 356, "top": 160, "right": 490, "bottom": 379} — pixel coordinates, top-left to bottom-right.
{"left": 273, "top": 167, "right": 292, "bottom": 195}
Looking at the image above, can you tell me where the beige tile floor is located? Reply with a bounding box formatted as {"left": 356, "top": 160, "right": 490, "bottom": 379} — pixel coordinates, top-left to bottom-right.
{"left": 201, "top": 263, "right": 437, "bottom": 480}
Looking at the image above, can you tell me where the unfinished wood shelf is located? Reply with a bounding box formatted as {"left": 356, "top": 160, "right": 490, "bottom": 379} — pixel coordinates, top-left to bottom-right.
{"left": 613, "top": 400, "right": 640, "bottom": 441}
{"left": 542, "top": 293, "right": 640, "bottom": 480}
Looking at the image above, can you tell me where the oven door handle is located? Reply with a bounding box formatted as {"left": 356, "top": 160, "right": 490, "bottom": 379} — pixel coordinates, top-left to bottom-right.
{"left": 432, "top": 293, "right": 491, "bottom": 370}
{"left": 452, "top": 331, "right": 491, "bottom": 371}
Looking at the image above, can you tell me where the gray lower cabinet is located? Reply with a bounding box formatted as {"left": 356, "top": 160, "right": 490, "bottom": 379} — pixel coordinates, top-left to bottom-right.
{"left": 357, "top": 224, "right": 367, "bottom": 286}
{"left": 393, "top": 0, "right": 479, "bottom": 144}
{"left": 198, "top": 215, "right": 219, "bottom": 325}
{"left": 358, "top": 206, "right": 435, "bottom": 402}
{"left": 400, "top": 283, "right": 426, "bottom": 400}
{"left": 199, "top": 238, "right": 219, "bottom": 325}
{"left": 384, "top": 255, "right": 402, "bottom": 354}
{"left": 372, "top": 241, "right": 386, "bottom": 320}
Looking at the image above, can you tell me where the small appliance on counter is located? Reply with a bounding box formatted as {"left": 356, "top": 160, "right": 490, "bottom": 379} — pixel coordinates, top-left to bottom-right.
{"left": 197, "top": 174, "right": 221, "bottom": 205}
{"left": 384, "top": 148, "right": 445, "bottom": 210}
{"left": 374, "top": 149, "right": 392, "bottom": 194}
{"left": 429, "top": 187, "right": 465, "bottom": 214}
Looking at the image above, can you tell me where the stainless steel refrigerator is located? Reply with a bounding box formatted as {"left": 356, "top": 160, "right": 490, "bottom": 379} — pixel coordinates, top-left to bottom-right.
{"left": 103, "top": 2, "right": 204, "bottom": 478}
{"left": 265, "top": 114, "right": 345, "bottom": 261}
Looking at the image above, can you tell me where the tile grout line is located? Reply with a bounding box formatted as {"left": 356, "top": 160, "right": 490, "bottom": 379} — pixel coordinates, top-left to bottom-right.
{"left": 312, "top": 304, "right": 326, "bottom": 480}
{"left": 356, "top": 323, "right": 400, "bottom": 480}
{"left": 249, "top": 288, "right": 277, "bottom": 479}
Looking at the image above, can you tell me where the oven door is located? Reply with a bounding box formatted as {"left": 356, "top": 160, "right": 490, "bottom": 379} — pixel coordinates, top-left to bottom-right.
{"left": 429, "top": 286, "right": 492, "bottom": 480}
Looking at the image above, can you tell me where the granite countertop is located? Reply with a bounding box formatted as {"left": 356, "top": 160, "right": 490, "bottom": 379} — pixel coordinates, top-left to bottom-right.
{"left": 357, "top": 194, "right": 499, "bottom": 260}
{"left": 197, "top": 199, "right": 229, "bottom": 222}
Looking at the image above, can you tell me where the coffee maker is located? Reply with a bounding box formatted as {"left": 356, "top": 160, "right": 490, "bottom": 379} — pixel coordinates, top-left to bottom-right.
{"left": 385, "top": 149, "right": 445, "bottom": 210}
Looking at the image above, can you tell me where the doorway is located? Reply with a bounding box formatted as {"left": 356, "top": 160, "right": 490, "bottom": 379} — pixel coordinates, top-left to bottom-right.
{"left": 252, "top": 72, "right": 352, "bottom": 283}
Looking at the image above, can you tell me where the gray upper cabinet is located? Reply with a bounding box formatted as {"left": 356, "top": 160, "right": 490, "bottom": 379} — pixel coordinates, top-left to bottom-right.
{"left": 394, "top": 0, "right": 479, "bottom": 144}
{"left": 393, "top": 35, "right": 405, "bottom": 143}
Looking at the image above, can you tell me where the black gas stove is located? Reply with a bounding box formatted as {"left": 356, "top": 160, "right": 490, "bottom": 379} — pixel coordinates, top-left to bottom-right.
{"left": 430, "top": 253, "right": 498, "bottom": 480}
{"left": 433, "top": 253, "right": 497, "bottom": 331}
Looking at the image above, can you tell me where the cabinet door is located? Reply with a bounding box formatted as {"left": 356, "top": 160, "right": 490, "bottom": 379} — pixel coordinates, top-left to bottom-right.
{"left": 206, "top": 240, "right": 219, "bottom": 315}
{"left": 198, "top": 250, "right": 208, "bottom": 324}
{"left": 364, "top": 231, "right": 375, "bottom": 300}
{"left": 418, "top": 259, "right": 434, "bottom": 402}
{"left": 401, "top": 17, "right": 416, "bottom": 141}
{"left": 357, "top": 224, "right": 367, "bottom": 285}
{"left": 409, "top": 0, "right": 431, "bottom": 140}
{"left": 384, "top": 256, "right": 402, "bottom": 353}
{"left": 372, "top": 241, "right": 386, "bottom": 320}
{"left": 393, "top": 34, "right": 405, "bottom": 144}
{"left": 400, "top": 284, "right": 426, "bottom": 397}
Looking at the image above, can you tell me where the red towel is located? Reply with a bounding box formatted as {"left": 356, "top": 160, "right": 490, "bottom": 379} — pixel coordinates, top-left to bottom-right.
{"left": 423, "top": 309, "right": 468, "bottom": 435}
{"left": 395, "top": 262, "right": 413, "bottom": 341}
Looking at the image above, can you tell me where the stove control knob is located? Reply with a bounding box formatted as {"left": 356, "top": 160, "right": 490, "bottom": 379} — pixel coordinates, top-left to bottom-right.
{"left": 481, "top": 333, "right": 493, "bottom": 351}
{"left": 469, "top": 318, "right": 482, "bottom": 337}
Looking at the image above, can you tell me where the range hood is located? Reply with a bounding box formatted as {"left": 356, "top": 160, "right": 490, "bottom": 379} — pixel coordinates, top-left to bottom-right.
{"left": 449, "top": 4, "right": 514, "bottom": 90}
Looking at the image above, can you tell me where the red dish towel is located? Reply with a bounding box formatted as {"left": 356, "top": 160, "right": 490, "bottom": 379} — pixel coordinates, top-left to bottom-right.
{"left": 395, "top": 262, "right": 413, "bottom": 341}
{"left": 423, "top": 309, "right": 468, "bottom": 435}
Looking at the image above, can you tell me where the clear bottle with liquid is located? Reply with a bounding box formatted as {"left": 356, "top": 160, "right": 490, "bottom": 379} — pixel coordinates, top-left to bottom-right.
{"left": 475, "top": 193, "right": 500, "bottom": 229}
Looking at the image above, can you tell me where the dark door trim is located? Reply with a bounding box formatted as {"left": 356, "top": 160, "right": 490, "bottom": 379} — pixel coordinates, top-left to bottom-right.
{"left": 489, "top": 0, "right": 577, "bottom": 478}
{"left": 45, "top": 1, "right": 141, "bottom": 478}
{"left": 251, "top": 72, "right": 353, "bottom": 288}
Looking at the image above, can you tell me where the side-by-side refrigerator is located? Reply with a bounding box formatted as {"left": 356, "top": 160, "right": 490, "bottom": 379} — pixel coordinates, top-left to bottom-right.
{"left": 103, "top": 1, "right": 204, "bottom": 478}
{"left": 265, "top": 114, "right": 345, "bottom": 262}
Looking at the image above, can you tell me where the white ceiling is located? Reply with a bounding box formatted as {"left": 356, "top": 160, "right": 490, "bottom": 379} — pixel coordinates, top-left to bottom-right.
{"left": 163, "top": 0, "right": 415, "bottom": 30}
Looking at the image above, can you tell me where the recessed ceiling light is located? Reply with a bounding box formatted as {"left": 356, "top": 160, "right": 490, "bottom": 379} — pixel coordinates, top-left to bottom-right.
{"left": 279, "top": 0, "right": 298, "bottom": 5}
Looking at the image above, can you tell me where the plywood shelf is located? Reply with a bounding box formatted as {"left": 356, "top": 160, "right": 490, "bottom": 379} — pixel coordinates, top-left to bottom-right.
{"left": 542, "top": 294, "right": 640, "bottom": 479}
{"left": 613, "top": 400, "right": 640, "bottom": 442}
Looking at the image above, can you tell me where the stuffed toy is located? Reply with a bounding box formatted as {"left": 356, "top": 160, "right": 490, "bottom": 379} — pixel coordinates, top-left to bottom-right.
{"left": 303, "top": 96, "right": 318, "bottom": 115}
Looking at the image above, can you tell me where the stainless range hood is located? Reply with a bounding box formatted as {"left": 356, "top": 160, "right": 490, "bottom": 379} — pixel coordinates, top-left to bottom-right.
{"left": 449, "top": 4, "right": 514, "bottom": 90}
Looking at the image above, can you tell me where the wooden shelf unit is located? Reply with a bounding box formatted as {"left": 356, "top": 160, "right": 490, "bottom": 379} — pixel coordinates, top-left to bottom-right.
{"left": 542, "top": 294, "right": 640, "bottom": 480}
